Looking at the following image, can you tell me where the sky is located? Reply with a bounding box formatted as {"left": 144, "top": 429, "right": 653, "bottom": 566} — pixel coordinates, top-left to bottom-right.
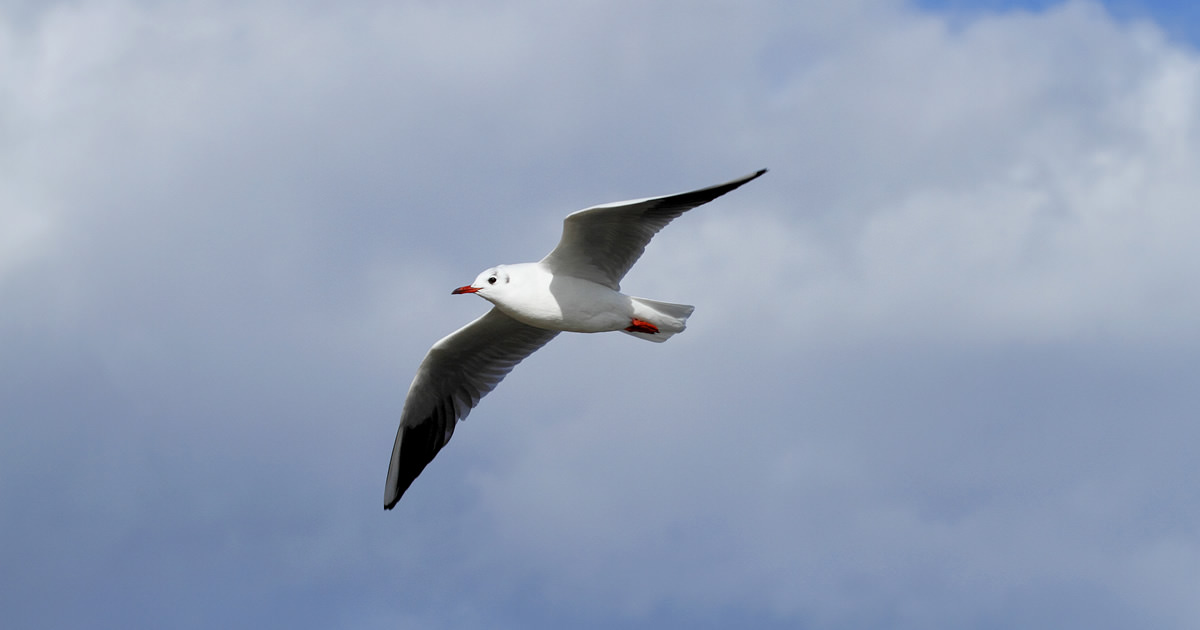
{"left": 3, "top": 0, "right": 1200, "bottom": 628}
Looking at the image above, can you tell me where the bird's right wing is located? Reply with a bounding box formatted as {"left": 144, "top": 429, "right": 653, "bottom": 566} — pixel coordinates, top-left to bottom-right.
{"left": 384, "top": 307, "right": 559, "bottom": 509}
{"left": 540, "top": 170, "right": 766, "bottom": 290}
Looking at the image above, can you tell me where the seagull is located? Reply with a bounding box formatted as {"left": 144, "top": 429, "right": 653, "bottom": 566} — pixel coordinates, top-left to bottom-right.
{"left": 384, "top": 169, "right": 767, "bottom": 509}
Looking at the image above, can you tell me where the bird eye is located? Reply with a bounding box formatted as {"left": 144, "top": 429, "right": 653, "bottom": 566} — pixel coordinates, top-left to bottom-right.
{"left": 487, "top": 276, "right": 497, "bottom": 285}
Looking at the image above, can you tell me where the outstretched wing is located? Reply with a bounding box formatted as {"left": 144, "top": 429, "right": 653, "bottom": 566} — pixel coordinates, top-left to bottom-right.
{"left": 540, "top": 169, "right": 766, "bottom": 290}
{"left": 384, "top": 307, "right": 559, "bottom": 508}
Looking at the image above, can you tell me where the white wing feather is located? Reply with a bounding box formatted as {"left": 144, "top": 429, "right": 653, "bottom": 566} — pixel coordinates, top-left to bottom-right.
{"left": 540, "top": 169, "right": 767, "bottom": 289}
{"left": 384, "top": 308, "right": 558, "bottom": 508}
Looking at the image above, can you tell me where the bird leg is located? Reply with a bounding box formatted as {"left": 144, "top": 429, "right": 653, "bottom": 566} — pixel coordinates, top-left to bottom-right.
{"left": 624, "top": 318, "right": 659, "bottom": 334}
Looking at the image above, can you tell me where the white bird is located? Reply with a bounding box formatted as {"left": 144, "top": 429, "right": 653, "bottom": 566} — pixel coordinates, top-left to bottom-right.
{"left": 384, "top": 169, "right": 767, "bottom": 508}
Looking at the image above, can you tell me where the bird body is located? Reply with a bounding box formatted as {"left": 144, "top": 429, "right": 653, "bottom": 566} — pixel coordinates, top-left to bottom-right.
{"left": 455, "top": 262, "right": 690, "bottom": 337}
{"left": 385, "top": 169, "right": 767, "bottom": 509}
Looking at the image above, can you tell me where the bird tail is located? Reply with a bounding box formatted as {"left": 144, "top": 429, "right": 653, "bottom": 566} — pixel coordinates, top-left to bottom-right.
{"left": 623, "top": 297, "right": 694, "bottom": 343}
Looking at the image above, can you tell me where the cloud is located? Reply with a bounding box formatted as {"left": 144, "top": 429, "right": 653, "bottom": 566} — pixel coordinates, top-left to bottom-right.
{"left": 3, "top": 1, "right": 1200, "bottom": 629}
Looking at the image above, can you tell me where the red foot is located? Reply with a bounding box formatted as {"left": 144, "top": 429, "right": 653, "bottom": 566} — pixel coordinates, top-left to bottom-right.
{"left": 625, "top": 318, "right": 659, "bottom": 334}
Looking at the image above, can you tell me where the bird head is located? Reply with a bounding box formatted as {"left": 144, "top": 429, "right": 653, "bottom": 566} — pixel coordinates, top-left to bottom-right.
{"left": 452, "top": 266, "right": 511, "bottom": 297}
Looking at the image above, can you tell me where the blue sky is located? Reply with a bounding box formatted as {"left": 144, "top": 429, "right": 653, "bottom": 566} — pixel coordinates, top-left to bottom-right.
{"left": 4, "top": 1, "right": 1200, "bottom": 629}
{"left": 918, "top": 0, "right": 1200, "bottom": 43}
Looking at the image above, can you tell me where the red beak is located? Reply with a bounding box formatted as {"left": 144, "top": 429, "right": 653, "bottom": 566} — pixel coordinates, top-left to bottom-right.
{"left": 452, "top": 285, "right": 480, "bottom": 294}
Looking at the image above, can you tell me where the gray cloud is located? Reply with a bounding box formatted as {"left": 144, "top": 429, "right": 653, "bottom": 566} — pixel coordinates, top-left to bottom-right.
{"left": 3, "top": 1, "right": 1199, "bottom": 628}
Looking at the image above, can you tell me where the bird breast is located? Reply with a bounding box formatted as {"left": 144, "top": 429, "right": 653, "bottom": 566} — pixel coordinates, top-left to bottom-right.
{"left": 494, "top": 270, "right": 631, "bottom": 333}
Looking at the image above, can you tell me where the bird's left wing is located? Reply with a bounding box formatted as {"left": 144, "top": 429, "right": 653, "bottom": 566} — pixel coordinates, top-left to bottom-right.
{"left": 540, "top": 169, "right": 766, "bottom": 290}
{"left": 385, "top": 307, "right": 559, "bottom": 509}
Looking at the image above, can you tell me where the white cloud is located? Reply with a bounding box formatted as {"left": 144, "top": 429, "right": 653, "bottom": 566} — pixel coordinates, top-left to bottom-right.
{"left": 3, "top": 1, "right": 1200, "bottom": 629}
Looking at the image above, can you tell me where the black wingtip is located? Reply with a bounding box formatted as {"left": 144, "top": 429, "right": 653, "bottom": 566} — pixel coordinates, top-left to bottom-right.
{"left": 384, "top": 411, "right": 453, "bottom": 511}
{"left": 714, "top": 168, "right": 768, "bottom": 195}
{"left": 726, "top": 168, "right": 767, "bottom": 188}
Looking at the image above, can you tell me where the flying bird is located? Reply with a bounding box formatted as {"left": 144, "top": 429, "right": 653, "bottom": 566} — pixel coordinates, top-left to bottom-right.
{"left": 385, "top": 169, "right": 767, "bottom": 509}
